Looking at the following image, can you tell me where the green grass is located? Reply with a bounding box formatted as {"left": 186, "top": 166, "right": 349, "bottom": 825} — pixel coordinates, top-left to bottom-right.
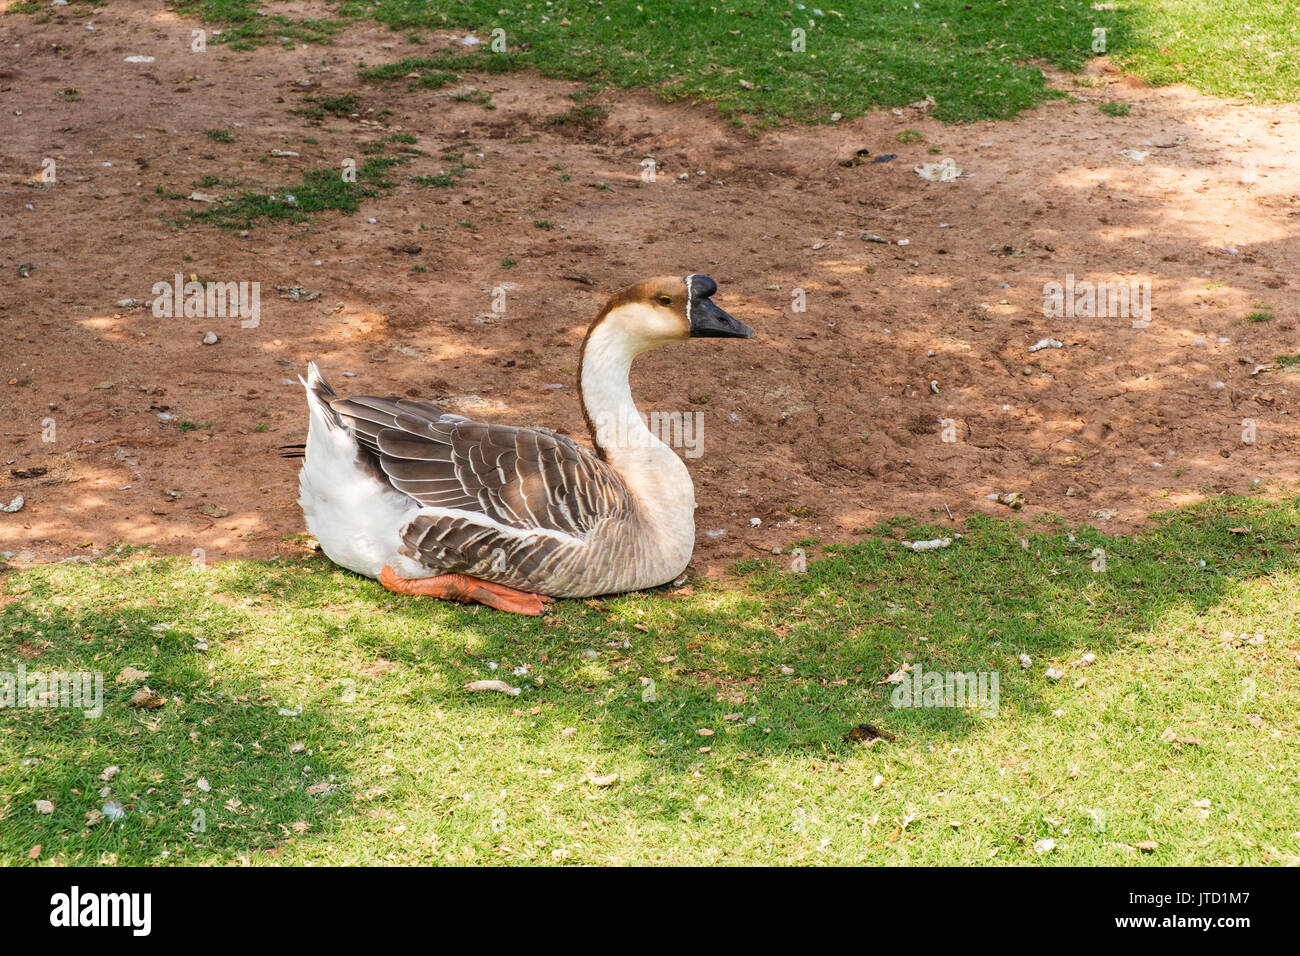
{"left": 412, "top": 174, "right": 457, "bottom": 189}
{"left": 4, "top": 496, "right": 1299, "bottom": 865}
{"left": 192, "top": 175, "right": 243, "bottom": 189}
{"left": 165, "top": 0, "right": 342, "bottom": 50}
{"left": 203, "top": 128, "right": 235, "bottom": 143}
{"left": 1098, "top": 101, "right": 1132, "bottom": 117}
{"left": 339, "top": 0, "right": 1112, "bottom": 123}
{"left": 8, "top": 0, "right": 102, "bottom": 10}
{"left": 451, "top": 88, "right": 495, "bottom": 109}
{"left": 543, "top": 104, "right": 610, "bottom": 130}
{"left": 291, "top": 93, "right": 361, "bottom": 121}
{"left": 359, "top": 56, "right": 461, "bottom": 90}
{"left": 1112, "top": 1, "right": 1300, "bottom": 104}
{"left": 14, "top": 2, "right": 1300, "bottom": 121}
{"left": 411, "top": 145, "right": 476, "bottom": 190}
{"left": 185, "top": 163, "right": 383, "bottom": 230}
{"left": 182, "top": 132, "right": 415, "bottom": 230}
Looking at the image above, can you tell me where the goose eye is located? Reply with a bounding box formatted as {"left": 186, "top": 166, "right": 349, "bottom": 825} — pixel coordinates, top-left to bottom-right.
{"left": 657, "top": 295, "right": 672, "bottom": 305}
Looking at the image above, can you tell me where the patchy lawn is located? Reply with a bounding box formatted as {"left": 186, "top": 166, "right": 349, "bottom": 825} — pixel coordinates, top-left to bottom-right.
{"left": 4, "top": 497, "right": 1298, "bottom": 865}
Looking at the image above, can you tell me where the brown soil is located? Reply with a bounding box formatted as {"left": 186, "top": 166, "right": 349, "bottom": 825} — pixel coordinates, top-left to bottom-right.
{"left": 3, "top": 1, "right": 1299, "bottom": 580}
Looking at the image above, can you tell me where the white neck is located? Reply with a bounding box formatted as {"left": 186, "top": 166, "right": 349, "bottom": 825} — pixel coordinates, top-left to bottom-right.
{"left": 579, "top": 309, "right": 693, "bottom": 501}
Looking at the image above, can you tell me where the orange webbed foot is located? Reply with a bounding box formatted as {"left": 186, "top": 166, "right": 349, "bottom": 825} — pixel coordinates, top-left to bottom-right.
{"left": 380, "top": 566, "right": 554, "bottom": 616}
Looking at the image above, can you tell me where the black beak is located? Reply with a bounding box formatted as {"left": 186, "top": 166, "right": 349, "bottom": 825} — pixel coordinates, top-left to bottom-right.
{"left": 688, "top": 292, "right": 754, "bottom": 339}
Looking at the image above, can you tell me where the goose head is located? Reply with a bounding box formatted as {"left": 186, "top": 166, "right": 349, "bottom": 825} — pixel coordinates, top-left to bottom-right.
{"left": 590, "top": 274, "right": 754, "bottom": 354}
{"left": 578, "top": 275, "right": 752, "bottom": 463}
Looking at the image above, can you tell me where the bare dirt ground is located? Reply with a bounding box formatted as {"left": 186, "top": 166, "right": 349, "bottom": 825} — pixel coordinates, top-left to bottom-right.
{"left": 2, "top": 1, "right": 1298, "bottom": 581}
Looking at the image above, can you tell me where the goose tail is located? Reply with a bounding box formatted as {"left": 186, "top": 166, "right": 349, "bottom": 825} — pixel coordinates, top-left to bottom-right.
{"left": 301, "top": 361, "right": 345, "bottom": 432}
{"left": 297, "top": 361, "right": 357, "bottom": 462}
{"left": 296, "top": 360, "right": 368, "bottom": 513}
{"left": 281, "top": 362, "right": 341, "bottom": 458}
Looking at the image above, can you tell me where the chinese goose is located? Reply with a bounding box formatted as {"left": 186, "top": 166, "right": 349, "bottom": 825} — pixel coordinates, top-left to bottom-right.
{"left": 293, "top": 274, "right": 753, "bottom": 615}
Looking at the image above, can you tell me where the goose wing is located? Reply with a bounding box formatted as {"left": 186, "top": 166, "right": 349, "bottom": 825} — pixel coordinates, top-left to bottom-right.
{"left": 329, "top": 395, "right": 631, "bottom": 580}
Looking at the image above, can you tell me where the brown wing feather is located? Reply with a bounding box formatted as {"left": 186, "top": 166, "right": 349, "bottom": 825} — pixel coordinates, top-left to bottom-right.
{"left": 329, "top": 395, "right": 632, "bottom": 539}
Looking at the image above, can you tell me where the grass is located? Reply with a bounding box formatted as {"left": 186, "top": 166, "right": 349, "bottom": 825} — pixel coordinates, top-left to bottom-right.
{"left": 1113, "top": 1, "right": 1300, "bottom": 104}
{"left": 13, "top": 3, "right": 1300, "bottom": 122}
{"left": 3, "top": 496, "right": 1299, "bottom": 865}
{"left": 291, "top": 93, "right": 361, "bottom": 121}
{"left": 165, "top": 0, "right": 342, "bottom": 51}
{"left": 193, "top": 176, "right": 243, "bottom": 189}
{"left": 359, "top": 57, "right": 460, "bottom": 91}
{"left": 198, "top": 1, "right": 1300, "bottom": 122}
{"left": 411, "top": 144, "right": 477, "bottom": 190}
{"left": 451, "top": 88, "right": 495, "bottom": 109}
{"left": 543, "top": 104, "right": 610, "bottom": 130}
{"left": 1099, "top": 101, "right": 1132, "bottom": 117}
{"left": 180, "top": 135, "right": 416, "bottom": 230}
{"left": 8, "top": 0, "right": 102, "bottom": 10}
{"left": 185, "top": 164, "right": 383, "bottom": 230}
{"left": 340, "top": 0, "right": 1110, "bottom": 124}
{"left": 412, "top": 174, "right": 457, "bottom": 189}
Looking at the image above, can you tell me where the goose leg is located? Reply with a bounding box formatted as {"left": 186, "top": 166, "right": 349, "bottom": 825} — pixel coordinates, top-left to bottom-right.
{"left": 380, "top": 566, "right": 555, "bottom": 616}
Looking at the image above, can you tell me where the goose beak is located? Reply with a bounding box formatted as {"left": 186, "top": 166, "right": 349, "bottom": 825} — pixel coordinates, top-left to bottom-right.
{"left": 689, "top": 297, "right": 754, "bottom": 339}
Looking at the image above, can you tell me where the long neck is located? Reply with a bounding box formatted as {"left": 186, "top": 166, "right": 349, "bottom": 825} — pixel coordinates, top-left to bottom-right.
{"left": 579, "top": 318, "right": 663, "bottom": 465}
{"left": 578, "top": 312, "right": 697, "bottom": 563}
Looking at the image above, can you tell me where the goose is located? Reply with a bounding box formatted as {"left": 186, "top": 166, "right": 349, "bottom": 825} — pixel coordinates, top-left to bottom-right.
{"left": 292, "top": 274, "right": 753, "bottom": 615}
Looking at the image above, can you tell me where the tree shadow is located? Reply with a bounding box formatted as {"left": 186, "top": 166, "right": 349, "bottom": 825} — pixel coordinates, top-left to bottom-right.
{"left": 4, "top": 492, "right": 1296, "bottom": 861}
{"left": 0, "top": 567, "right": 358, "bottom": 865}
{"left": 226, "top": 494, "right": 1299, "bottom": 790}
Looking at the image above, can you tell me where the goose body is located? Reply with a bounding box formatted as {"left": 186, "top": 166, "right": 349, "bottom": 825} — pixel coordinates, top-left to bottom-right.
{"left": 295, "top": 275, "right": 752, "bottom": 607}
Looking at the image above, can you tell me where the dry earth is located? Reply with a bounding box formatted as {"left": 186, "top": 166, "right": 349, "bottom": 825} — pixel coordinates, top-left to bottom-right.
{"left": 2, "top": 1, "right": 1298, "bottom": 581}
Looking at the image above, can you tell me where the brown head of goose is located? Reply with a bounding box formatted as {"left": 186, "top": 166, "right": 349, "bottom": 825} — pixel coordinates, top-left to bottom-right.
{"left": 295, "top": 274, "right": 753, "bottom": 615}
